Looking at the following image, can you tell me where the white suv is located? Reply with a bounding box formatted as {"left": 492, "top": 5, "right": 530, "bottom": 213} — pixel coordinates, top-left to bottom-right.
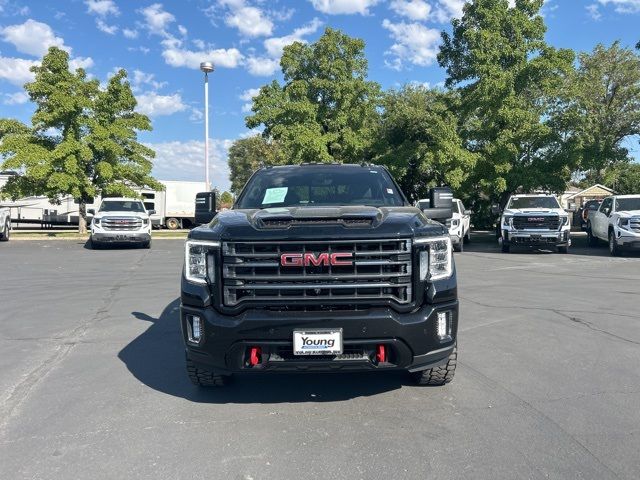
{"left": 587, "top": 195, "right": 640, "bottom": 256}
{"left": 498, "top": 194, "right": 571, "bottom": 253}
{"left": 90, "top": 198, "right": 153, "bottom": 249}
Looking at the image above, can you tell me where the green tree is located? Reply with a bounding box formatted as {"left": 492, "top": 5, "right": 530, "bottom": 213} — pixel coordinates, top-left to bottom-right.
{"left": 602, "top": 162, "right": 640, "bottom": 194}
{"left": 570, "top": 42, "right": 640, "bottom": 181}
{"left": 219, "top": 191, "right": 234, "bottom": 206}
{"left": 438, "top": 0, "right": 576, "bottom": 204}
{"left": 246, "top": 28, "right": 381, "bottom": 164}
{"left": 0, "top": 47, "right": 160, "bottom": 233}
{"left": 373, "top": 86, "right": 476, "bottom": 201}
{"left": 228, "top": 135, "right": 285, "bottom": 194}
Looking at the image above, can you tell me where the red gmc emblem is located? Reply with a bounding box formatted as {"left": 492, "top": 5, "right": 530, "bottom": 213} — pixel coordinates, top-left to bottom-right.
{"left": 280, "top": 252, "right": 353, "bottom": 267}
{"left": 528, "top": 217, "right": 545, "bottom": 222}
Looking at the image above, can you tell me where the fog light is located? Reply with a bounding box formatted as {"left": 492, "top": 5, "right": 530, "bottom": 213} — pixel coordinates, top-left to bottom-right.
{"left": 437, "top": 311, "right": 451, "bottom": 339}
{"left": 186, "top": 314, "right": 202, "bottom": 343}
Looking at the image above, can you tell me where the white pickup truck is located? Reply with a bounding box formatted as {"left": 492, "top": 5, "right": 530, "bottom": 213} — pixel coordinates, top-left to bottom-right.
{"left": 89, "top": 198, "right": 153, "bottom": 249}
{"left": 0, "top": 207, "right": 10, "bottom": 241}
{"left": 587, "top": 194, "right": 640, "bottom": 256}
{"left": 497, "top": 194, "right": 571, "bottom": 253}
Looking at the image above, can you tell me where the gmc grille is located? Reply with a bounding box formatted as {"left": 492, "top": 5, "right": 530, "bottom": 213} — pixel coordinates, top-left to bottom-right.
{"left": 102, "top": 217, "right": 142, "bottom": 231}
{"left": 512, "top": 215, "right": 560, "bottom": 230}
{"left": 630, "top": 217, "right": 640, "bottom": 233}
{"left": 221, "top": 239, "right": 413, "bottom": 307}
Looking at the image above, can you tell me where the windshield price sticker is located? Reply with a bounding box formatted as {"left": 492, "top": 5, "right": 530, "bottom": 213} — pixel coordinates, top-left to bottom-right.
{"left": 262, "top": 187, "right": 288, "bottom": 205}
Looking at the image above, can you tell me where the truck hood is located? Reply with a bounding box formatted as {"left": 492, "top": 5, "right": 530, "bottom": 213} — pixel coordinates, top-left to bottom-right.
{"left": 94, "top": 211, "right": 149, "bottom": 219}
{"left": 190, "top": 206, "right": 447, "bottom": 242}
{"left": 617, "top": 210, "right": 640, "bottom": 217}
{"left": 503, "top": 208, "right": 565, "bottom": 215}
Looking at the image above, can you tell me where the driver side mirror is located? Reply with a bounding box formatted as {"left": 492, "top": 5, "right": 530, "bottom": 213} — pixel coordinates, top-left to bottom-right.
{"left": 464, "top": 209, "right": 472, "bottom": 216}
{"left": 148, "top": 209, "right": 156, "bottom": 215}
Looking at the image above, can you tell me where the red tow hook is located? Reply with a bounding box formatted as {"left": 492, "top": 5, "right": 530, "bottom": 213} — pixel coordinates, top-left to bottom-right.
{"left": 249, "top": 347, "right": 262, "bottom": 367}
{"left": 376, "top": 344, "right": 387, "bottom": 363}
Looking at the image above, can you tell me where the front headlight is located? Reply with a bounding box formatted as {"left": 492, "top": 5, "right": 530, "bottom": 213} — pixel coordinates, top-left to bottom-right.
{"left": 93, "top": 218, "right": 100, "bottom": 226}
{"left": 416, "top": 236, "right": 453, "bottom": 281}
{"left": 560, "top": 216, "right": 570, "bottom": 227}
{"left": 185, "top": 240, "right": 220, "bottom": 284}
{"left": 502, "top": 215, "right": 512, "bottom": 227}
{"left": 617, "top": 217, "right": 630, "bottom": 229}
{"left": 451, "top": 219, "right": 460, "bottom": 228}
{"left": 142, "top": 217, "right": 149, "bottom": 226}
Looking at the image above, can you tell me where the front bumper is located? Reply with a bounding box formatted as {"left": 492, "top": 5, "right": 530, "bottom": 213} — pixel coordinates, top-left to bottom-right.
{"left": 91, "top": 232, "right": 151, "bottom": 243}
{"left": 181, "top": 301, "right": 458, "bottom": 375}
{"left": 501, "top": 228, "right": 571, "bottom": 247}
{"left": 615, "top": 228, "right": 640, "bottom": 249}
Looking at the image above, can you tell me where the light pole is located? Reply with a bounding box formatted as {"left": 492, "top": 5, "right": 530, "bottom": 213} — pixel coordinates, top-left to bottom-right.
{"left": 200, "top": 61, "right": 214, "bottom": 189}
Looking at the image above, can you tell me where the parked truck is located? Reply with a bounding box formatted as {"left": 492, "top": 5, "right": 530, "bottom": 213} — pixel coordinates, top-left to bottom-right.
{"left": 181, "top": 163, "right": 458, "bottom": 387}
{"left": 89, "top": 197, "right": 153, "bottom": 249}
{"left": 496, "top": 194, "right": 571, "bottom": 253}
{"left": 587, "top": 195, "right": 640, "bottom": 256}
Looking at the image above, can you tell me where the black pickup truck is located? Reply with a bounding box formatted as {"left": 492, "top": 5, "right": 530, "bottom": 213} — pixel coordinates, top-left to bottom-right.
{"left": 181, "top": 164, "right": 458, "bottom": 386}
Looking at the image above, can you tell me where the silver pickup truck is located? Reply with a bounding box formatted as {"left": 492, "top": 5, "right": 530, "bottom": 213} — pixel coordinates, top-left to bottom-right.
{"left": 89, "top": 198, "right": 153, "bottom": 249}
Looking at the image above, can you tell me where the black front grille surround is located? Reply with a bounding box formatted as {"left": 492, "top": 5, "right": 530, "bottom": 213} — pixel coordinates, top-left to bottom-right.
{"left": 512, "top": 215, "right": 560, "bottom": 230}
{"left": 629, "top": 217, "right": 640, "bottom": 233}
{"left": 221, "top": 239, "right": 413, "bottom": 307}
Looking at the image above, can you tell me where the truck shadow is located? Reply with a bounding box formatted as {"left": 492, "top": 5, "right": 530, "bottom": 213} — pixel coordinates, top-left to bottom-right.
{"left": 118, "top": 299, "right": 406, "bottom": 404}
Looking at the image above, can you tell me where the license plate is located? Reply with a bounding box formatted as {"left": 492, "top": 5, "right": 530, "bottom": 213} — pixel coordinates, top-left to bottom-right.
{"left": 530, "top": 235, "right": 541, "bottom": 241}
{"left": 115, "top": 235, "right": 128, "bottom": 241}
{"left": 293, "top": 329, "right": 343, "bottom": 355}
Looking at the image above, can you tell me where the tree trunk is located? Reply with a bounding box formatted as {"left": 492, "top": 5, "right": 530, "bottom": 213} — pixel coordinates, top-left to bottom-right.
{"left": 78, "top": 201, "right": 87, "bottom": 235}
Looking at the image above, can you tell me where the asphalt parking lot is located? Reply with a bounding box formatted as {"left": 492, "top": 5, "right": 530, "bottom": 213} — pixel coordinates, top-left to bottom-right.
{"left": 1, "top": 236, "right": 639, "bottom": 480}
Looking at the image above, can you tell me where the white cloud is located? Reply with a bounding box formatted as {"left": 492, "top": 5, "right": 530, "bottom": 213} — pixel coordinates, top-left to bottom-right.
{"left": 223, "top": 2, "right": 274, "bottom": 38}
{"left": 245, "top": 56, "right": 280, "bottom": 76}
{"left": 3, "top": 91, "right": 29, "bottom": 105}
{"left": 586, "top": 3, "right": 602, "bottom": 19}
{"left": 309, "top": 0, "right": 379, "bottom": 15}
{"left": 1, "top": 19, "right": 68, "bottom": 57}
{"left": 85, "top": 0, "right": 120, "bottom": 16}
{"left": 147, "top": 139, "right": 234, "bottom": 191}
{"left": 132, "top": 69, "right": 167, "bottom": 91}
{"left": 389, "top": 0, "right": 431, "bottom": 20}
{"left": 597, "top": 0, "right": 640, "bottom": 13}
{"left": 432, "top": 0, "right": 466, "bottom": 22}
{"left": 122, "top": 28, "right": 138, "bottom": 39}
{"left": 162, "top": 46, "right": 244, "bottom": 69}
{"left": 136, "top": 92, "right": 187, "bottom": 117}
{"left": 140, "top": 3, "right": 175, "bottom": 35}
{"left": 96, "top": 19, "right": 118, "bottom": 35}
{"left": 239, "top": 87, "right": 260, "bottom": 112}
{"left": 69, "top": 56, "right": 95, "bottom": 71}
{"left": 0, "top": 56, "right": 36, "bottom": 85}
{"left": 381, "top": 19, "right": 440, "bottom": 69}
{"left": 263, "top": 18, "right": 322, "bottom": 58}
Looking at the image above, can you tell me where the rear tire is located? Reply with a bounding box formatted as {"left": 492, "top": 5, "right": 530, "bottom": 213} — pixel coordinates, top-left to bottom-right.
{"left": 587, "top": 223, "right": 598, "bottom": 247}
{"left": 410, "top": 345, "right": 457, "bottom": 386}
{"left": 186, "top": 358, "right": 231, "bottom": 387}
{"left": 166, "top": 217, "right": 180, "bottom": 230}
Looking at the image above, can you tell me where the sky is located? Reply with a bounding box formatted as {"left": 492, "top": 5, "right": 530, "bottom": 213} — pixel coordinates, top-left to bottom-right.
{"left": 0, "top": 0, "right": 639, "bottom": 192}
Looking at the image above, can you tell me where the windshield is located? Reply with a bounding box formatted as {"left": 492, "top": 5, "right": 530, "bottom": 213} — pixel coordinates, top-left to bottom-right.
{"left": 507, "top": 196, "right": 560, "bottom": 209}
{"left": 236, "top": 166, "right": 405, "bottom": 209}
{"left": 99, "top": 200, "right": 145, "bottom": 212}
{"left": 616, "top": 197, "right": 640, "bottom": 212}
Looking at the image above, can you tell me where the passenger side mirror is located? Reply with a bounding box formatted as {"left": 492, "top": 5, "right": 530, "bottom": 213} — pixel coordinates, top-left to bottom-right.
{"left": 195, "top": 191, "right": 217, "bottom": 226}
{"left": 87, "top": 209, "right": 95, "bottom": 215}
{"left": 490, "top": 204, "right": 500, "bottom": 215}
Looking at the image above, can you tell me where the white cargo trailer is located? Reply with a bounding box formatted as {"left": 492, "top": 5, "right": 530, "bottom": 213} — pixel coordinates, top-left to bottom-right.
{"left": 0, "top": 173, "right": 209, "bottom": 229}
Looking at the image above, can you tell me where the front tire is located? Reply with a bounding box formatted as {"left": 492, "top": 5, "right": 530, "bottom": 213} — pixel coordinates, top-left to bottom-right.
{"left": 453, "top": 241, "right": 463, "bottom": 253}
{"left": 89, "top": 237, "right": 102, "bottom": 249}
{"left": 142, "top": 239, "right": 151, "bottom": 249}
{"left": 463, "top": 231, "right": 470, "bottom": 245}
{"left": 557, "top": 245, "right": 569, "bottom": 254}
{"left": 501, "top": 243, "right": 510, "bottom": 253}
{"left": 0, "top": 220, "right": 9, "bottom": 241}
{"left": 609, "top": 231, "right": 620, "bottom": 257}
{"left": 186, "top": 358, "right": 231, "bottom": 387}
{"left": 410, "top": 345, "right": 457, "bottom": 386}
